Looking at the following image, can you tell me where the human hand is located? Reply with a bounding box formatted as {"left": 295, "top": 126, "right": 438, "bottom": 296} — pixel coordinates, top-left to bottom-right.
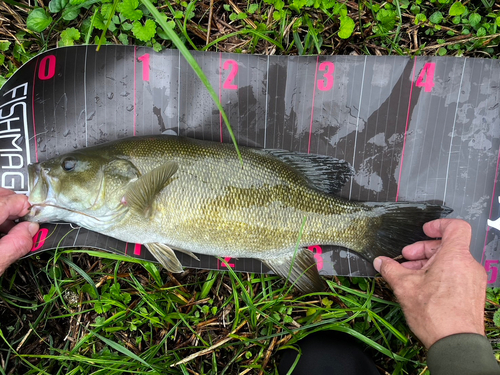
{"left": 0, "top": 188, "right": 39, "bottom": 276}
{"left": 373, "top": 218, "right": 487, "bottom": 348}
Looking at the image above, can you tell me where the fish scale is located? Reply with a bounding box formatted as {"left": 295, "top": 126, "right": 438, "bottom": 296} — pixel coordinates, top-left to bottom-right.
{"left": 26, "top": 135, "right": 452, "bottom": 293}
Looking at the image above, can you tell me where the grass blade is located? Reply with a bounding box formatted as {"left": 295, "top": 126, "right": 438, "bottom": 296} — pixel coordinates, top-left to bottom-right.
{"left": 140, "top": 0, "right": 242, "bottom": 164}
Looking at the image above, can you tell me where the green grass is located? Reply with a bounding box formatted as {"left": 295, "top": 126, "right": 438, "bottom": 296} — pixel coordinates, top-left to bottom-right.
{"left": 1, "top": 249, "right": 426, "bottom": 374}
{"left": 1, "top": 0, "right": 500, "bottom": 373}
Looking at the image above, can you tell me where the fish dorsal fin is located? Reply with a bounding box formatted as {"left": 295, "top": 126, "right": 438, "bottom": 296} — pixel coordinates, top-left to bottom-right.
{"left": 261, "top": 150, "right": 354, "bottom": 195}
{"left": 125, "top": 161, "right": 178, "bottom": 218}
{"left": 145, "top": 243, "right": 183, "bottom": 273}
{"left": 262, "top": 248, "right": 325, "bottom": 294}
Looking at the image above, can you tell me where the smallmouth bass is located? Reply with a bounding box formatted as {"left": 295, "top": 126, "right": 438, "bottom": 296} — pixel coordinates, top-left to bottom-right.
{"left": 26, "top": 136, "right": 452, "bottom": 293}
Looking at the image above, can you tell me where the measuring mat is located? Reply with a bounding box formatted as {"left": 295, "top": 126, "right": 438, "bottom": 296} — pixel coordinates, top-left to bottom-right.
{"left": 1, "top": 46, "right": 499, "bottom": 283}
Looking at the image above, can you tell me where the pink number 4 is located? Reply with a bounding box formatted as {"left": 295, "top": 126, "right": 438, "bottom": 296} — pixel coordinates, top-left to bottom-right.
{"left": 416, "top": 62, "right": 435, "bottom": 92}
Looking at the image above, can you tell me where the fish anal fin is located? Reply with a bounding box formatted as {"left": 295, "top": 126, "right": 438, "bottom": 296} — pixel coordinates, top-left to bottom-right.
{"left": 262, "top": 248, "right": 324, "bottom": 294}
{"left": 145, "top": 242, "right": 183, "bottom": 273}
{"left": 125, "top": 161, "right": 178, "bottom": 218}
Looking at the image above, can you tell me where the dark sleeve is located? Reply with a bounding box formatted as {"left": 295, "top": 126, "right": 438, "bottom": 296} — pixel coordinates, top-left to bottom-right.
{"left": 427, "top": 333, "right": 499, "bottom": 375}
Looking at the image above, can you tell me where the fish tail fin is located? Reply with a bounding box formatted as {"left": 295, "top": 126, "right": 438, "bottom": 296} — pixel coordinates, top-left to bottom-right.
{"left": 359, "top": 202, "right": 453, "bottom": 261}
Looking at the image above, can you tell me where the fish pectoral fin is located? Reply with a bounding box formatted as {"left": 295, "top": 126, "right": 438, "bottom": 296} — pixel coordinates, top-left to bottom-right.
{"left": 262, "top": 248, "right": 324, "bottom": 294}
{"left": 125, "top": 161, "right": 178, "bottom": 218}
{"left": 145, "top": 242, "right": 183, "bottom": 273}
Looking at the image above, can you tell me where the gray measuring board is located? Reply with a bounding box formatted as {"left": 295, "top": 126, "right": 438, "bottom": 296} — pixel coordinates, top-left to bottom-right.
{"left": 1, "top": 46, "right": 499, "bottom": 283}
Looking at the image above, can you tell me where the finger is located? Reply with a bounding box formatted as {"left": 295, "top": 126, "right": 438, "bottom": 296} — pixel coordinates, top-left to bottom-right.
{"left": 0, "top": 220, "right": 15, "bottom": 233}
{"left": 373, "top": 256, "right": 413, "bottom": 287}
{"left": 423, "top": 219, "right": 472, "bottom": 245}
{"left": 0, "top": 222, "right": 39, "bottom": 276}
{"left": 0, "top": 188, "right": 16, "bottom": 197}
{"left": 0, "top": 194, "right": 32, "bottom": 223}
{"left": 402, "top": 240, "right": 441, "bottom": 260}
{"left": 400, "top": 259, "right": 428, "bottom": 270}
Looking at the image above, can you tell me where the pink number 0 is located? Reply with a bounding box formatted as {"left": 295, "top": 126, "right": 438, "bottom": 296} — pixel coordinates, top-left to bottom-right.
{"left": 31, "top": 228, "right": 49, "bottom": 251}
{"left": 317, "top": 61, "right": 334, "bottom": 91}
{"left": 223, "top": 60, "right": 238, "bottom": 90}
{"left": 38, "top": 55, "right": 56, "bottom": 80}
{"left": 485, "top": 260, "right": 499, "bottom": 284}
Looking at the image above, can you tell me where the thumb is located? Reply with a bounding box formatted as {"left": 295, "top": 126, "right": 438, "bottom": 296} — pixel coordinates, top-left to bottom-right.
{"left": 373, "top": 256, "right": 412, "bottom": 287}
{"left": 0, "top": 222, "right": 38, "bottom": 276}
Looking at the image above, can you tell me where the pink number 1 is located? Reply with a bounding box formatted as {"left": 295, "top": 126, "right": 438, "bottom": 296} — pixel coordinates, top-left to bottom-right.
{"left": 138, "top": 53, "right": 150, "bottom": 82}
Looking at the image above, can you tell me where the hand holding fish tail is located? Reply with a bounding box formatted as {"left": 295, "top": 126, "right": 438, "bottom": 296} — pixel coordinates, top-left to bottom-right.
{"left": 0, "top": 188, "right": 39, "bottom": 276}
{"left": 373, "top": 218, "right": 487, "bottom": 349}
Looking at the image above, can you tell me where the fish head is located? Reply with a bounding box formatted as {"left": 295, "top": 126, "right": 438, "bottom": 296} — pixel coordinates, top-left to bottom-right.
{"left": 26, "top": 151, "right": 140, "bottom": 226}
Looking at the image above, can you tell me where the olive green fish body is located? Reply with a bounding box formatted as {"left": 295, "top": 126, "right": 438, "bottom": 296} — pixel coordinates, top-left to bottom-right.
{"left": 27, "top": 136, "right": 452, "bottom": 293}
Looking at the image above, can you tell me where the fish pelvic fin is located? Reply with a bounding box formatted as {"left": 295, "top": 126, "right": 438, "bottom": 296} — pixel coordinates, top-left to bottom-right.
{"left": 262, "top": 248, "right": 325, "bottom": 294}
{"left": 360, "top": 202, "right": 453, "bottom": 261}
{"left": 125, "top": 161, "right": 178, "bottom": 218}
{"left": 145, "top": 243, "right": 183, "bottom": 273}
{"left": 259, "top": 150, "right": 354, "bottom": 194}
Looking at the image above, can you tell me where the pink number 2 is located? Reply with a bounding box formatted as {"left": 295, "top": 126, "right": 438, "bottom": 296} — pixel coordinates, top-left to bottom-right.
{"left": 317, "top": 61, "right": 334, "bottom": 91}
{"left": 485, "top": 260, "right": 499, "bottom": 284}
{"left": 138, "top": 53, "right": 150, "bottom": 82}
{"left": 222, "top": 60, "right": 238, "bottom": 90}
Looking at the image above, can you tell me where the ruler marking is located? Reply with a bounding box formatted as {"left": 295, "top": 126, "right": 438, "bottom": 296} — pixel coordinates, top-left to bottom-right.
{"left": 308, "top": 56, "right": 320, "bottom": 154}
{"left": 72, "top": 226, "right": 81, "bottom": 247}
{"left": 133, "top": 46, "right": 137, "bottom": 136}
{"left": 443, "top": 58, "right": 467, "bottom": 203}
{"left": 264, "top": 55, "right": 269, "bottom": 149}
{"left": 178, "top": 51, "right": 181, "bottom": 135}
{"left": 349, "top": 56, "right": 367, "bottom": 199}
{"left": 482, "top": 145, "right": 500, "bottom": 264}
{"left": 83, "top": 46, "right": 88, "bottom": 147}
{"left": 396, "top": 57, "right": 418, "bottom": 202}
{"left": 219, "top": 52, "right": 223, "bottom": 142}
{"left": 32, "top": 57, "right": 39, "bottom": 163}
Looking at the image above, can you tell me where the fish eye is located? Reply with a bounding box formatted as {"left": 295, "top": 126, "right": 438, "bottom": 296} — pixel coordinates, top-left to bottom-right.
{"left": 61, "top": 157, "right": 77, "bottom": 172}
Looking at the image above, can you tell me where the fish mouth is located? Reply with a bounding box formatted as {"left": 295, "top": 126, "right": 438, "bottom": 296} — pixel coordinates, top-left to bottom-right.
{"left": 27, "top": 163, "right": 49, "bottom": 206}
{"left": 26, "top": 163, "right": 118, "bottom": 223}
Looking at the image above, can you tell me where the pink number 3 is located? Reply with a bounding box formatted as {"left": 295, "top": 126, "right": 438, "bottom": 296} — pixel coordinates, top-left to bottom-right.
{"left": 317, "top": 61, "right": 334, "bottom": 91}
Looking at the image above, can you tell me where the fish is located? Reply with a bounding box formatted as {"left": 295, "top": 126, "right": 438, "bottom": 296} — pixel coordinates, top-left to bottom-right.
{"left": 26, "top": 135, "right": 452, "bottom": 293}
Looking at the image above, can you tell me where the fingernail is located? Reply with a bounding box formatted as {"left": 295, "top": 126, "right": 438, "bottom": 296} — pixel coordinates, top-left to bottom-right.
{"left": 28, "top": 222, "right": 39, "bottom": 236}
{"left": 373, "top": 257, "right": 382, "bottom": 272}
